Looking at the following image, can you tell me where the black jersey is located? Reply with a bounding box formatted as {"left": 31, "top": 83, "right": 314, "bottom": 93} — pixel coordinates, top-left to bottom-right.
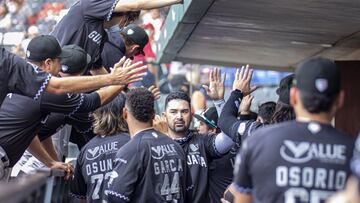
{"left": 0, "top": 48, "right": 51, "bottom": 106}
{"left": 101, "top": 29, "right": 125, "bottom": 71}
{"left": 70, "top": 133, "right": 130, "bottom": 202}
{"left": 0, "top": 92, "right": 100, "bottom": 166}
{"left": 209, "top": 143, "right": 240, "bottom": 203}
{"left": 104, "top": 129, "right": 187, "bottom": 203}
{"left": 233, "top": 121, "right": 354, "bottom": 203}
{"left": 175, "top": 132, "right": 221, "bottom": 203}
{"left": 51, "top": 0, "right": 117, "bottom": 70}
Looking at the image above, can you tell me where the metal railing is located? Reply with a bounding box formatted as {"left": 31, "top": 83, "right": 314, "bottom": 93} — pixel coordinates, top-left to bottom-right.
{"left": 0, "top": 168, "right": 69, "bottom": 203}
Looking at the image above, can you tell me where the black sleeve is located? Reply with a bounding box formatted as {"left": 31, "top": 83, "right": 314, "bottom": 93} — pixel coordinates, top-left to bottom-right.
{"left": 40, "top": 92, "right": 101, "bottom": 116}
{"left": 38, "top": 113, "right": 66, "bottom": 141}
{"left": 67, "top": 113, "right": 95, "bottom": 142}
{"left": 2, "top": 48, "right": 52, "bottom": 99}
{"left": 218, "top": 90, "right": 264, "bottom": 144}
{"left": 104, "top": 140, "right": 141, "bottom": 202}
{"left": 70, "top": 151, "right": 87, "bottom": 199}
{"left": 218, "top": 90, "right": 244, "bottom": 142}
{"left": 81, "top": 0, "right": 119, "bottom": 21}
{"left": 232, "top": 139, "right": 253, "bottom": 194}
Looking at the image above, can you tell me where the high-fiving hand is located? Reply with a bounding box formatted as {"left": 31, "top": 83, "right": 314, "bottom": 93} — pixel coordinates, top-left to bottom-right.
{"left": 110, "top": 57, "right": 148, "bottom": 85}
{"left": 202, "top": 67, "right": 226, "bottom": 100}
{"left": 232, "top": 65, "right": 257, "bottom": 96}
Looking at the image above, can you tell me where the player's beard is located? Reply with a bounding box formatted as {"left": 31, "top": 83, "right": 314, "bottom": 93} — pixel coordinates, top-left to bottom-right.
{"left": 168, "top": 120, "right": 189, "bottom": 134}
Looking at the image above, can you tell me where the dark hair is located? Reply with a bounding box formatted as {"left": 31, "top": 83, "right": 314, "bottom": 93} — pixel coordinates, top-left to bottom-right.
{"left": 165, "top": 91, "right": 191, "bottom": 110}
{"left": 271, "top": 102, "right": 296, "bottom": 124}
{"left": 93, "top": 93, "right": 128, "bottom": 136}
{"left": 112, "top": 11, "right": 140, "bottom": 27}
{"left": 126, "top": 87, "right": 155, "bottom": 122}
{"left": 258, "top": 101, "right": 276, "bottom": 124}
{"left": 299, "top": 91, "right": 337, "bottom": 113}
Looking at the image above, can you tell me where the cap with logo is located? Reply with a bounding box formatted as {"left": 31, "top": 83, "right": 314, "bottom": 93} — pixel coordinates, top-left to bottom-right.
{"left": 194, "top": 107, "right": 218, "bottom": 129}
{"left": 294, "top": 58, "right": 340, "bottom": 96}
{"left": 26, "top": 35, "right": 72, "bottom": 61}
{"left": 60, "top": 45, "right": 92, "bottom": 74}
{"left": 276, "top": 74, "right": 294, "bottom": 105}
{"left": 120, "top": 23, "right": 149, "bottom": 55}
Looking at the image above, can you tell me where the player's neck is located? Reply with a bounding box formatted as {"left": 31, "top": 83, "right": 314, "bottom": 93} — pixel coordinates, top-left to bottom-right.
{"left": 128, "top": 121, "right": 153, "bottom": 138}
{"left": 296, "top": 111, "right": 333, "bottom": 125}
{"left": 168, "top": 130, "right": 188, "bottom": 139}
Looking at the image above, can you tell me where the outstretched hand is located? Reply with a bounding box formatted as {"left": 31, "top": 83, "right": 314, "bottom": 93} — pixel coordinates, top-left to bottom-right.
{"left": 240, "top": 95, "right": 254, "bottom": 114}
{"left": 232, "top": 65, "right": 257, "bottom": 96}
{"left": 202, "top": 67, "right": 226, "bottom": 100}
{"left": 110, "top": 57, "right": 148, "bottom": 85}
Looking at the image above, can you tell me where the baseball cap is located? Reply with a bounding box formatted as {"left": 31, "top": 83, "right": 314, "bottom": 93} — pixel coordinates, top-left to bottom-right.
{"left": 26, "top": 35, "right": 72, "bottom": 61}
{"left": 293, "top": 58, "right": 340, "bottom": 96}
{"left": 276, "top": 74, "right": 294, "bottom": 105}
{"left": 194, "top": 107, "right": 218, "bottom": 129}
{"left": 60, "top": 45, "right": 92, "bottom": 74}
{"left": 120, "top": 24, "right": 149, "bottom": 55}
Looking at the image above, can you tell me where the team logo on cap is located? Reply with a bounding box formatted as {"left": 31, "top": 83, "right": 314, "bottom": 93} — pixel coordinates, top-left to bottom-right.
{"left": 315, "top": 78, "right": 328, "bottom": 92}
{"left": 61, "top": 65, "right": 69, "bottom": 72}
{"left": 26, "top": 50, "right": 30, "bottom": 58}
{"left": 127, "top": 29, "right": 134, "bottom": 35}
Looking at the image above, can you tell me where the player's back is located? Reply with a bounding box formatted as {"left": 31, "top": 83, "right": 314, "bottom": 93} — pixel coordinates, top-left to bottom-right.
{"left": 70, "top": 132, "right": 130, "bottom": 203}
{"left": 241, "top": 120, "right": 354, "bottom": 203}
{"left": 106, "top": 129, "right": 188, "bottom": 203}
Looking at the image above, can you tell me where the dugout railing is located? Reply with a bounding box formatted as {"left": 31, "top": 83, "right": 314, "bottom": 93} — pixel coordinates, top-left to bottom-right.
{"left": 0, "top": 168, "right": 70, "bottom": 203}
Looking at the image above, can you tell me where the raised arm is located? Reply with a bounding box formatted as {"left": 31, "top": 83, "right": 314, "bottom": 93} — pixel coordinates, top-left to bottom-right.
{"left": 218, "top": 65, "right": 257, "bottom": 142}
{"left": 115, "top": 0, "right": 182, "bottom": 12}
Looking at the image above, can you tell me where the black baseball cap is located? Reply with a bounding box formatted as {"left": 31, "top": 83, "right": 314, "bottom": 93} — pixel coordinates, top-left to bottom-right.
{"left": 294, "top": 58, "right": 340, "bottom": 96}
{"left": 194, "top": 107, "right": 218, "bottom": 129}
{"left": 60, "top": 45, "right": 91, "bottom": 74}
{"left": 26, "top": 35, "right": 72, "bottom": 61}
{"left": 276, "top": 74, "right": 294, "bottom": 105}
{"left": 121, "top": 24, "right": 149, "bottom": 55}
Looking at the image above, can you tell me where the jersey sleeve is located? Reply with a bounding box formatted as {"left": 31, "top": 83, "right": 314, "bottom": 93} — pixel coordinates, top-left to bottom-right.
{"left": 38, "top": 113, "right": 66, "bottom": 141}
{"left": 2, "top": 48, "right": 52, "bottom": 99}
{"left": 232, "top": 139, "right": 253, "bottom": 194}
{"left": 70, "top": 151, "right": 87, "bottom": 199}
{"left": 81, "top": 0, "right": 119, "bottom": 21}
{"left": 104, "top": 139, "right": 142, "bottom": 202}
{"left": 218, "top": 90, "right": 244, "bottom": 143}
{"left": 40, "top": 92, "right": 101, "bottom": 116}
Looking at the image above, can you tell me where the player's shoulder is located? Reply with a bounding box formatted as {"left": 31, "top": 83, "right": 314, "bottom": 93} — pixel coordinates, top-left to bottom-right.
{"left": 245, "top": 121, "right": 295, "bottom": 144}
{"left": 321, "top": 124, "right": 354, "bottom": 144}
{"left": 112, "top": 132, "right": 131, "bottom": 144}
{"left": 138, "top": 129, "right": 175, "bottom": 145}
